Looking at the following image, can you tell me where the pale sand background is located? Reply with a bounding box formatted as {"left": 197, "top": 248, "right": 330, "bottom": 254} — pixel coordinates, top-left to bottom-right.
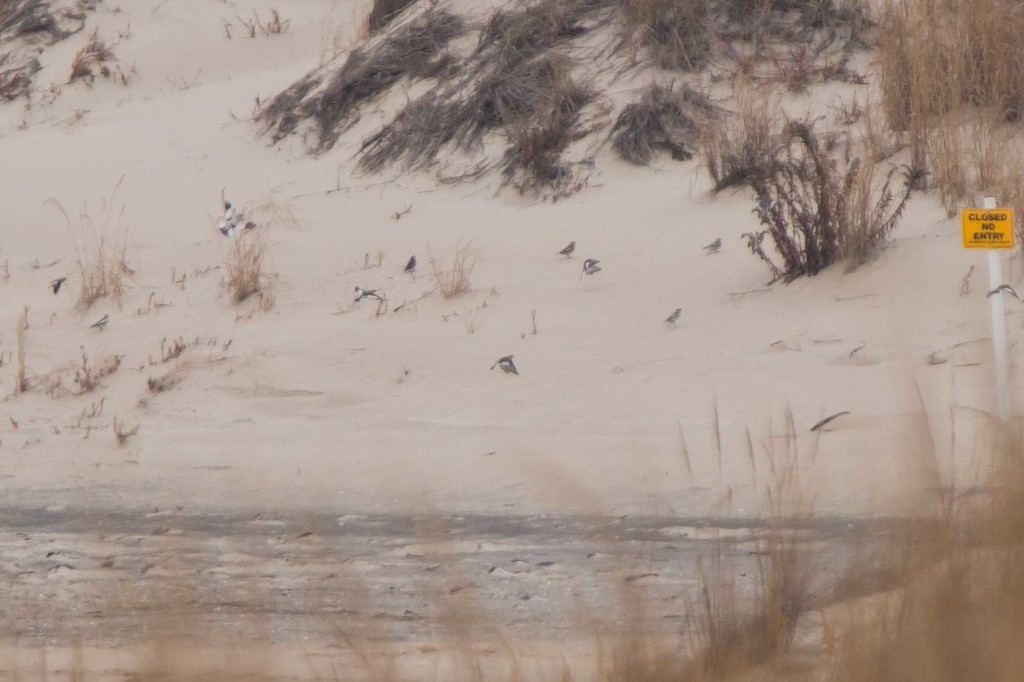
{"left": 0, "top": 3, "right": 1015, "bottom": 675}
{"left": 0, "top": 0, "right": 1009, "bottom": 522}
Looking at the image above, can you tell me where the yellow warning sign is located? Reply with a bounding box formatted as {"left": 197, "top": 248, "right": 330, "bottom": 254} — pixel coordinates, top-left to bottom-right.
{"left": 962, "top": 208, "right": 1015, "bottom": 248}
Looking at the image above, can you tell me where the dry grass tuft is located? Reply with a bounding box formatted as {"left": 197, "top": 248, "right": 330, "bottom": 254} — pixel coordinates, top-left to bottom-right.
{"left": 68, "top": 29, "right": 115, "bottom": 84}
{"left": 431, "top": 242, "right": 479, "bottom": 299}
{"left": 226, "top": 233, "right": 271, "bottom": 305}
{"left": 610, "top": 82, "right": 714, "bottom": 165}
{"left": 76, "top": 236, "right": 133, "bottom": 311}
{"left": 112, "top": 416, "right": 139, "bottom": 447}
{"left": 73, "top": 347, "right": 122, "bottom": 394}
{"left": 147, "top": 372, "right": 182, "bottom": 395}
{"left": 700, "top": 86, "right": 779, "bottom": 192}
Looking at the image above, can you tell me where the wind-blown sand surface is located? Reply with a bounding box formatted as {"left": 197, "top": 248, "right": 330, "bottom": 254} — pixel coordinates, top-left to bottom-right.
{"left": 0, "top": 0, "right": 1014, "bottom": 675}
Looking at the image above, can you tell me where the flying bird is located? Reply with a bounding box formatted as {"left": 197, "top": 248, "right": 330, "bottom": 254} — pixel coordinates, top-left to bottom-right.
{"left": 491, "top": 355, "right": 518, "bottom": 375}
{"left": 664, "top": 308, "right": 682, "bottom": 326}
{"left": 703, "top": 238, "right": 722, "bottom": 254}
{"left": 89, "top": 314, "right": 109, "bottom": 330}
{"left": 988, "top": 284, "right": 1021, "bottom": 300}
{"left": 50, "top": 277, "right": 67, "bottom": 295}
{"left": 580, "top": 258, "right": 601, "bottom": 282}
{"left": 403, "top": 255, "right": 417, "bottom": 273}
{"left": 354, "top": 286, "right": 383, "bottom": 303}
{"left": 558, "top": 241, "right": 576, "bottom": 258}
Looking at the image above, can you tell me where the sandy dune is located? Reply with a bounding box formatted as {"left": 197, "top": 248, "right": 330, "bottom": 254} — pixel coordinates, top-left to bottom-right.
{"left": 0, "top": 0, "right": 1015, "bottom": 671}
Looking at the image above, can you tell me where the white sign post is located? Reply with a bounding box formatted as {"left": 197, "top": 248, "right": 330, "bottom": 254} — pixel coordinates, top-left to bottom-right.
{"left": 963, "top": 197, "right": 1014, "bottom": 421}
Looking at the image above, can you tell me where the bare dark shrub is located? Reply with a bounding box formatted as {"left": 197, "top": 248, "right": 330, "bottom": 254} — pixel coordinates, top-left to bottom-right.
{"left": 744, "top": 120, "right": 913, "bottom": 281}
{"left": 610, "top": 82, "right": 714, "bottom": 165}
{"left": 257, "top": 7, "right": 464, "bottom": 150}
{"left": 366, "top": 0, "right": 417, "bottom": 34}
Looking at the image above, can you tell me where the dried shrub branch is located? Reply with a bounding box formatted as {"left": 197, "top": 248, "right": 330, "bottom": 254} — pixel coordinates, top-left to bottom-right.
{"left": 745, "top": 120, "right": 914, "bottom": 281}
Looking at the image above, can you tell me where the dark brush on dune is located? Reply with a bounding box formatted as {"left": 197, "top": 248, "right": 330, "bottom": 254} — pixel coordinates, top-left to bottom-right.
{"left": 0, "top": 0, "right": 70, "bottom": 42}
{"left": 361, "top": 49, "right": 593, "bottom": 193}
{"left": 366, "top": 0, "right": 418, "bottom": 34}
{"left": 359, "top": 0, "right": 609, "bottom": 188}
{"left": 0, "top": 0, "right": 92, "bottom": 100}
{"left": 618, "top": 0, "right": 712, "bottom": 71}
{"left": 610, "top": 82, "right": 714, "bottom": 165}
{"left": 258, "top": 6, "right": 465, "bottom": 150}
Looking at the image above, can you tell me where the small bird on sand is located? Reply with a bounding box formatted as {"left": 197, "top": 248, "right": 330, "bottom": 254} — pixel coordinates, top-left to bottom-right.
{"left": 89, "top": 314, "right": 109, "bottom": 330}
{"left": 559, "top": 241, "right": 576, "bottom": 258}
{"left": 703, "top": 238, "right": 722, "bottom": 254}
{"left": 217, "top": 201, "right": 240, "bottom": 236}
{"left": 217, "top": 201, "right": 255, "bottom": 237}
{"left": 664, "top": 308, "right": 682, "bottom": 326}
{"left": 580, "top": 258, "right": 601, "bottom": 282}
{"left": 403, "top": 255, "right": 417, "bottom": 273}
{"left": 491, "top": 355, "right": 518, "bottom": 375}
{"left": 354, "top": 286, "right": 383, "bottom": 303}
{"left": 988, "top": 284, "right": 1021, "bottom": 300}
{"left": 50, "top": 277, "right": 67, "bottom": 295}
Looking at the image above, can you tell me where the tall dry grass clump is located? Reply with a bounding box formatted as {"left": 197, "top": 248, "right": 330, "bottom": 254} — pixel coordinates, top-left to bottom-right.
{"left": 877, "top": 0, "right": 1024, "bottom": 216}
{"left": 48, "top": 187, "right": 135, "bottom": 311}
{"left": 76, "top": 236, "right": 132, "bottom": 311}
{"left": 830, "top": 429, "right": 1024, "bottom": 682}
{"left": 431, "top": 243, "right": 479, "bottom": 299}
{"left": 225, "top": 233, "right": 269, "bottom": 304}
{"left": 700, "top": 86, "right": 779, "bottom": 193}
